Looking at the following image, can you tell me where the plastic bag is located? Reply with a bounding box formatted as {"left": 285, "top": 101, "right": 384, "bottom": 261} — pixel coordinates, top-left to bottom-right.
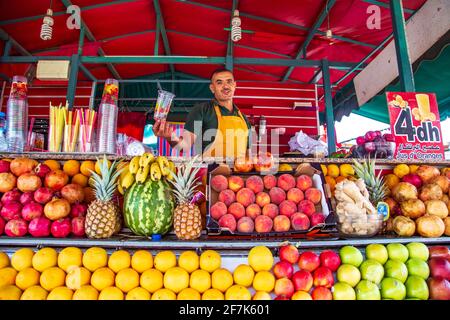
{"left": 288, "top": 131, "right": 328, "bottom": 156}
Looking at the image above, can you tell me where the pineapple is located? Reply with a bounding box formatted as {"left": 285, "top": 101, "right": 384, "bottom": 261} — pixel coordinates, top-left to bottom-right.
{"left": 85, "top": 156, "right": 124, "bottom": 239}
{"left": 352, "top": 158, "right": 388, "bottom": 205}
{"left": 168, "top": 156, "right": 203, "bottom": 240}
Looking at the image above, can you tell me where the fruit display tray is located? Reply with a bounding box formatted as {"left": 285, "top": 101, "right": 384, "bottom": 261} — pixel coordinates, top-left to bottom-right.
{"left": 206, "top": 162, "right": 337, "bottom": 238}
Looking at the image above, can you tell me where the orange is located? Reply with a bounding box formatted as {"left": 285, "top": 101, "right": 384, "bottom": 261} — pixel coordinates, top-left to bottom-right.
{"left": 39, "top": 267, "right": 66, "bottom": 291}
{"left": 72, "top": 173, "right": 89, "bottom": 187}
{"left": 225, "top": 285, "right": 251, "bottom": 300}
{"left": 63, "top": 160, "right": 80, "bottom": 177}
{"left": 43, "top": 159, "right": 60, "bottom": 171}
{"left": 80, "top": 161, "right": 95, "bottom": 177}
{"left": 0, "top": 252, "right": 10, "bottom": 269}
{"left": 248, "top": 246, "right": 273, "bottom": 272}
{"left": 252, "top": 271, "right": 275, "bottom": 292}
{"left": 202, "top": 288, "right": 224, "bottom": 300}
{"left": 115, "top": 268, "right": 139, "bottom": 293}
{"left": 325, "top": 176, "right": 336, "bottom": 192}
{"left": 384, "top": 174, "right": 400, "bottom": 190}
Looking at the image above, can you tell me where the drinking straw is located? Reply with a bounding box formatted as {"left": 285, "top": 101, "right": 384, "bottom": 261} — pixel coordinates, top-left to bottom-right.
{"left": 26, "top": 117, "right": 35, "bottom": 151}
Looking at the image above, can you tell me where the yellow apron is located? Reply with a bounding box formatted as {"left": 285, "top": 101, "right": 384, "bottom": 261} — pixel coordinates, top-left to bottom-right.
{"left": 203, "top": 104, "right": 249, "bottom": 159}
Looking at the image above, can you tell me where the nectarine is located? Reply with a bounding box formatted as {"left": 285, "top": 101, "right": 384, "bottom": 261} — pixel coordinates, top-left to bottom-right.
{"left": 273, "top": 215, "right": 290, "bottom": 232}
{"left": 245, "top": 176, "right": 264, "bottom": 194}
{"left": 211, "top": 175, "right": 228, "bottom": 192}
{"left": 236, "top": 188, "right": 255, "bottom": 207}
{"left": 246, "top": 203, "right": 261, "bottom": 219}
{"left": 218, "top": 214, "right": 237, "bottom": 232}
{"left": 269, "top": 187, "right": 286, "bottom": 205}
{"left": 210, "top": 201, "right": 227, "bottom": 220}
{"left": 287, "top": 188, "right": 304, "bottom": 204}
{"left": 255, "top": 192, "right": 271, "bottom": 208}
{"left": 228, "top": 202, "right": 246, "bottom": 220}
{"left": 262, "top": 203, "right": 279, "bottom": 219}
{"left": 291, "top": 212, "right": 310, "bottom": 231}
{"left": 218, "top": 189, "right": 235, "bottom": 206}
{"left": 254, "top": 215, "right": 273, "bottom": 233}
{"left": 296, "top": 175, "right": 313, "bottom": 191}
{"left": 279, "top": 200, "right": 297, "bottom": 218}
{"left": 263, "top": 175, "right": 277, "bottom": 190}
{"left": 277, "top": 174, "right": 296, "bottom": 191}
{"left": 228, "top": 176, "right": 244, "bottom": 192}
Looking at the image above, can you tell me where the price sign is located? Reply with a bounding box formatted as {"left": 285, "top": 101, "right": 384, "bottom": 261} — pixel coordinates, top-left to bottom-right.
{"left": 387, "top": 92, "right": 444, "bottom": 160}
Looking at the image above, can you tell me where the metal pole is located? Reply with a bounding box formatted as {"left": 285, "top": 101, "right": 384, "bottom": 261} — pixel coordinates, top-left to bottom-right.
{"left": 3, "top": 40, "right": 12, "bottom": 57}
{"left": 322, "top": 59, "right": 336, "bottom": 154}
{"left": 89, "top": 81, "right": 97, "bottom": 108}
{"left": 66, "top": 54, "right": 80, "bottom": 110}
{"left": 389, "top": 0, "right": 415, "bottom": 92}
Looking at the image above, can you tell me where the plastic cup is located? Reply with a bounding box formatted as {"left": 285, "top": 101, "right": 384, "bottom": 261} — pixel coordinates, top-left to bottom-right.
{"left": 154, "top": 90, "right": 175, "bottom": 120}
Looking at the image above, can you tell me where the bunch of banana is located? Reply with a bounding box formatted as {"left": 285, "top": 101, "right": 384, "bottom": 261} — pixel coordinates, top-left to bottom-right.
{"left": 117, "top": 162, "right": 134, "bottom": 195}
{"left": 122, "top": 153, "right": 176, "bottom": 187}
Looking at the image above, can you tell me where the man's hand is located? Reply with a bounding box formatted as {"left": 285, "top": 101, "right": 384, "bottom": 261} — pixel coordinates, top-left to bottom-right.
{"left": 152, "top": 119, "right": 172, "bottom": 139}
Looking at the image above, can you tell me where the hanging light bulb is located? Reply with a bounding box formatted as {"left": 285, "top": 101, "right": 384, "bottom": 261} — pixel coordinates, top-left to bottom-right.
{"left": 326, "top": 29, "right": 333, "bottom": 39}
{"left": 40, "top": 8, "right": 54, "bottom": 41}
{"left": 231, "top": 10, "right": 242, "bottom": 42}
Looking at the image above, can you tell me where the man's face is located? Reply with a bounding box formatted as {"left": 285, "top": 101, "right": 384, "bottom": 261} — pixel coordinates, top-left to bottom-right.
{"left": 210, "top": 71, "right": 236, "bottom": 102}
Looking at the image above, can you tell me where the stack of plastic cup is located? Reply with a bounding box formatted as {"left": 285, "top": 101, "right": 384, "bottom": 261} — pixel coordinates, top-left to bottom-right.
{"left": 97, "top": 78, "right": 119, "bottom": 154}
{"left": 6, "top": 76, "right": 28, "bottom": 152}
{"left": 154, "top": 90, "right": 175, "bottom": 120}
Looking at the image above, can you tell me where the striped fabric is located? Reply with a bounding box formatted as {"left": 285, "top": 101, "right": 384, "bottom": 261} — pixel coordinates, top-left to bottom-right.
{"left": 157, "top": 122, "right": 194, "bottom": 157}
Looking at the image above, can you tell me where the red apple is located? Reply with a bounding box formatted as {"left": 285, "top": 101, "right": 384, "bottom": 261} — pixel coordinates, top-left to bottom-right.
{"left": 298, "top": 251, "right": 320, "bottom": 272}
{"left": 311, "top": 286, "right": 332, "bottom": 300}
{"left": 272, "top": 261, "right": 294, "bottom": 279}
{"left": 279, "top": 244, "right": 299, "bottom": 264}
{"left": 313, "top": 266, "right": 334, "bottom": 288}
{"left": 428, "top": 277, "right": 450, "bottom": 300}
{"left": 292, "top": 270, "right": 313, "bottom": 292}
{"left": 319, "top": 250, "right": 341, "bottom": 272}
{"left": 274, "top": 278, "right": 295, "bottom": 298}
{"left": 429, "top": 246, "right": 450, "bottom": 261}
{"left": 429, "top": 258, "right": 450, "bottom": 280}
{"left": 274, "top": 295, "right": 289, "bottom": 300}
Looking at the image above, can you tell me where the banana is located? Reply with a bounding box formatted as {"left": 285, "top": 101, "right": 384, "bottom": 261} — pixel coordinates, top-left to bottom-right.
{"left": 129, "top": 156, "right": 141, "bottom": 175}
{"left": 117, "top": 182, "right": 124, "bottom": 195}
{"left": 139, "top": 152, "right": 155, "bottom": 167}
{"left": 120, "top": 171, "right": 135, "bottom": 190}
{"left": 150, "top": 162, "right": 162, "bottom": 181}
{"left": 156, "top": 156, "right": 170, "bottom": 176}
{"left": 119, "top": 164, "right": 130, "bottom": 180}
{"left": 166, "top": 160, "right": 176, "bottom": 181}
{"left": 135, "top": 165, "right": 150, "bottom": 184}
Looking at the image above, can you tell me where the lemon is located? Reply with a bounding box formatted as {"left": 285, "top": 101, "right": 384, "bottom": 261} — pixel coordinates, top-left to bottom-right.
{"left": 233, "top": 264, "right": 255, "bottom": 287}
{"left": 252, "top": 271, "right": 275, "bottom": 292}
{"left": 211, "top": 268, "right": 233, "bottom": 292}
{"left": 99, "top": 287, "right": 124, "bottom": 300}
{"left": 320, "top": 164, "right": 328, "bottom": 176}
{"left": 163, "top": 267, "right": 189, "bottom": 293}
{"left": 177, "top": 288, "right": 201, "bottom": 300}
{"left": 15, "top": 268, "right": 40, "bottom": 290}
{"left": 327, "top": 164, "right": 340, "bottom": 178}
{"left": 409, "top": 165, "right": 419, "bottom": 174}
{"left": 115, "top": 268, "right": 139, "bottom": 293}
{"left": 0, "top": 252, "right": 10, "bottom": 268}
{"left": 339, "top": 164, "right": 355, "bottom": 177}
{"left": 47, "top": 286, "right": 73, "bottom": 300}
{"left": 72, "top": 173, "right": 89, "bottom": 187}
{"left": 393, "top": 164, "right": 410, "bottom": 179}
{"left": 151, "top": 288, "right": 176, "bottom": 300}
{"left": 40, "top": 267, "right": 66, "bottom": 291}
{"left": 73, "top": 285, "right": 99, "bottom": 300}
{"left": 140, "top": 269, "right": 163, "bottom": 293}
{"left": 278, "top": 164, "right": 293, "bottom": 172}
{"left": 82, "top": 247, "right": 108, "bottom": 272}
{"left": 0, "top": 285, "right": 22, "bottom": 300}
{"left": 248, "top": 246, "right": 273, "bottom": 272}
{"left": 202, "top": 288, "right": 224, "bottom": 300}
{"left": 190, "top": 269, "right": 211, "bottom": 293}
{"left": 65, "top": 266, "right": 91, "bottom": 290}
{"left": 384, "top": 173, "right": 400, "bottom": 190}
{"left": 108, "top": 250, "right": 131, "bottom": 273}
{"left": 178, "top": 251, "right": 199, "bottom": 273}
{"left": 253, "top": 291, "right": 272, "bottom": 300}
{"left": 154, "top": 251, "right": 177, "bottom": 272}
{"left": 0, "top": 267, "right": 17, "bottom": 287}
{"left": 131, "top": 250, "right": 153, "bottom": 273}
{"left": 80, "top": 160, "right": 95, "bottom": 177}
{"left": 199, "top": 250, "right": 221, "bottom": 272}
{"left": 90, "top": 267, "right": 115, "bottom": 291}
{"left": 225, "top": 285, "right": 251, "bottom": 300}
{"left": 95, "top": 159, "right": 111, "bottom": 175}
{"left": 63, "top": 159, "right": 80, "bottom": 177}
{"left": 58, "top": 247, "right": 83, "bottom": 272}
{"left": 32, "top": 247, "right": 57, "bottom": 272}
{"left": 126, "top": 287, "right": 151, "bottom": 300}
{"left": 20, "top": 285, "right": 48, "bottom": 300}
{"left": 11, "top": 248, "right": 34, "bottom": 271}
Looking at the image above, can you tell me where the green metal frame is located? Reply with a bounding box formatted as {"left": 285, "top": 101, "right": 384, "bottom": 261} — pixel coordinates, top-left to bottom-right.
{"left": 3, "top": 40, "right": 12, "bottom": 57}
{"left": 363, "top": 0, "right": 415, "bottom": 14}
{"left": 282, "top": 0, "right": 337, "bottom": 81}
{"left": 389, "top": 0, "right": 415, "bottom": 92}
{"left": 322, "top": 59, "right": 336, "bottom": 153}
{"left": 153, "top": 0, "right": 175, "bottom": 82}
{"left": 309, "top": 68, "right": 323, "bottom": 84}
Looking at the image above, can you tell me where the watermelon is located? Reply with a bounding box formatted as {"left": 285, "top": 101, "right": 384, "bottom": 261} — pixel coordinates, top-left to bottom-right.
{"left": 123, "top": 178, "right": 175, "bottom": 236}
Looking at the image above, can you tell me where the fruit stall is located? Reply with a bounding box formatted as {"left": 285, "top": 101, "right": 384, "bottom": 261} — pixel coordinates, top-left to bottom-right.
{"left": 0, "top": 0, "right": 449, "bottom": 302}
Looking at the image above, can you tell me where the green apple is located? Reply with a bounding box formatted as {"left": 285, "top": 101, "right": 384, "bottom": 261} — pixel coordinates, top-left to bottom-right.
{"left": 406, "top": 258, "right": 430, "bottom": 280}
{"left": 406, "top": 242, "right": 429, "bottom": 262}
{"left": 387, "top": 243, "right": 409, "bottom": 262}
{"left": 405, "top": 276, "right": 429, "bottom": 300}
{"left": 366, "top": 244, "right": 388, "bottom": 265}
{"left": 332, "top": 282, "right": 356, "bottom": 300}
{"left": 384, "top": 260, "right": 408, "bottom": 283}
{"left": 339, "top": 246, "right": 363, "bottom": 267}
{"left": 337, "top": 264, "right": 361, "bottom": 287}
{"left": 355, "top": 280, "right": 381, "bottom": 300}
{"left": 380, "top": 277, "right": 406, "bottom": 300}
{"left": 359, "top": 259, "right": 384, "bottom": 284}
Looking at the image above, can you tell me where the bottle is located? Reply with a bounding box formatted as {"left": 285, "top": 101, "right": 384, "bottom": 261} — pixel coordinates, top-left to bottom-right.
{"left": 0, "top": 112, "right": 7, "bottom": 151}
{"left": 6, "top": 76, "right": 28, "bottom": 152}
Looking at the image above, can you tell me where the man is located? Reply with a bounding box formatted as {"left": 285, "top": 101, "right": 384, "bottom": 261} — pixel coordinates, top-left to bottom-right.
{"left": 153, "top": 67, "right": 252, "bottom": 159}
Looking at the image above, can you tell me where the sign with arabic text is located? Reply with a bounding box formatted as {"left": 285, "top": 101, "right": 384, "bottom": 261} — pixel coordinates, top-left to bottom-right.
{"left": 387, "top": 92, "right": 444, "bottom": 160}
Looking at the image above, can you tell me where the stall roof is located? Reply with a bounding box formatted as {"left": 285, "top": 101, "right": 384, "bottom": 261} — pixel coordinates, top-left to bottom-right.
{"left": 0, "top": 0, "right": 429, "bottom": 115}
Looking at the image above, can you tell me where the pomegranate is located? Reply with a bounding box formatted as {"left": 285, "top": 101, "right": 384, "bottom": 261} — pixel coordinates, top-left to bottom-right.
{"left": 428, "top": 278, "right": 450, "bottom": 300}
{"left": 4, "top": 219, "right": 28, "bottom": 237}
{"left": 17, "top": 173, "right": 42, "bottom": 193}
{"left": 0, "top": 160, "right": 11, "bottom": 173}
{"left": 20, "top": 192, "right": 34, "bottom": 205}
{"left": 0, "top": 217, "right": 5, "bottom": 235}
{"left": 0, "top": 172, "right": 17, "bottom": 193}
{"left": 430, "top": 176, "right": 450, "bottom": 194}
{"left": 402, "top": 174, "right": 423, "bottom": 189}
{"left": 61, "top": 184, "right": 85, "bottom": 204}
{"left": 1, "top": 189, "right": 22, "bottom": 204}
{"left": 44, "top": 170, "right": 69, "bottom": 191}
{"left": 10, "top": 158, "right": 36, "bottom": 177}
{"left": 71, "top": 216, "right": 85, "bottom": 237}
{"left": 70, "top": 203, "right": 88, "bottom": 218}
{"left": 34, "top": 187, "right": 54, "bottom": 204}
{"left": 21, "top": 202, "right": 43, "bottom": 221}
{"left": 28, "top": 217, "right": 51, "bottom": 237}
{"left": 0, "top": 201, "right": 22, "bottom": 221}
{"left": 44, "top": 198, "right": 71, "bottom": 220}
{"left": 416, "top": 165, "right": 440, "bottom": 184}
{"left": 51, "top": 218, "right": 71, "bottom": 238}
{"left": 392, "top": 182, "right": 418, "bottom": 202}
{"left": 34, "top": 163, "right": 51, "bottom": 179}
